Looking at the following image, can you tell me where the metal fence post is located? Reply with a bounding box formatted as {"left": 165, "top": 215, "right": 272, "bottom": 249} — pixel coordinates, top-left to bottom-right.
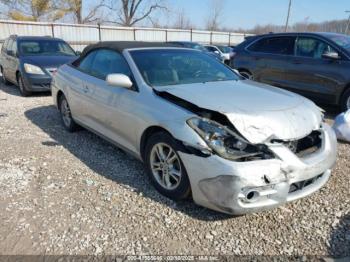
{"left": 98, "top": 23, "right": 101, "bottom": 41}
{"left": 190, "top": 28, "right": 193, "bottom": 41}
{"left": 165, "top": 29, "right": 168, "bottom": 42}
{"left": 228, "top": 33, "right": 231, "bottom": 46}
{"left": 210, "top": 31, "right": 213, "bottom": 44}
{"left": 51, "top": 24, "right": 55, "bottom": 37}
{"left": 133, "top": 28, "right": 136, "bottom": 40}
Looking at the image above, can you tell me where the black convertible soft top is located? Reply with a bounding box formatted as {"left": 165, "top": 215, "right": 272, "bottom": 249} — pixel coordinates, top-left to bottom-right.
{"left": 81, "top": 41, "right": 180, "bottom": 56}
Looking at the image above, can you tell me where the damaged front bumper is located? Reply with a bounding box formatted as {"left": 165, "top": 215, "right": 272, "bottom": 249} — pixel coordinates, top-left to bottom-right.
{"left": 178, "top": 124, "right": 337, "bottom": 215}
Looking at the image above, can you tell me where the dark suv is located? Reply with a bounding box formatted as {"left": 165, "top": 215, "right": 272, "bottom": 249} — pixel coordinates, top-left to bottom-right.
{"left": 232, "top": 32, "right": 350, "bottom": 111}
{"left": 0, "top": 35, "right": 77, "bottom": 96}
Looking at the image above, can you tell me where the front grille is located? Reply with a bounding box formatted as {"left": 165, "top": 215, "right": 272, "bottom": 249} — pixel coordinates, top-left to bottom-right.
{"left": 273, "top": 130, "right": 322, "bottom": 157}
{"left": 289, "top": 174, "right": 323, "bottom": 193}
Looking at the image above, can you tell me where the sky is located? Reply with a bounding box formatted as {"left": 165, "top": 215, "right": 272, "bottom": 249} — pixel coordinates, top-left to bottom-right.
{"left": 88, "top": 0, "right": 349, "bottom": 30}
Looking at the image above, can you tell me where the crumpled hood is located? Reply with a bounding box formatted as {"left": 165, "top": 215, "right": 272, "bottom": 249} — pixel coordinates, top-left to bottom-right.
{"left": 154, "top": 80, "right": 322, "bottom": 144}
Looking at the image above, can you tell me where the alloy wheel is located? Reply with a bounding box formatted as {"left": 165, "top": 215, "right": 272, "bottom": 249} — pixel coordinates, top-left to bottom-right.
{"left": 150, "top": 143, "right": 182, "bottom": 190}
{"left": 60, "top": 99, "right": 72, "bottom": 127}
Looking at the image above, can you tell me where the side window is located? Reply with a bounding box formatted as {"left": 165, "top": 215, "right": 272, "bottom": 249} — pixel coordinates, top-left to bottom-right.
{"left": 206, "top": 46, "right": 217, "bottom": 52}
{"left": 248, "top": 37, "right": 295, "bottom": 55}
{"left": 76, "top": 50, "right": 97, "bottom": 73}
{"left": 89, "top": 49, "right": 131, "bottom": 80}
{"left": 295, "top": 37, "right": 337, "bottom": 59}
{"left": 11, "top": 40, "right": 17, "bottom": 55}
{"left": 57, "top": 42, "right": 75, "bottom": 55}
{"left": 6, "top": 39, "right": 13, "bottom": 53}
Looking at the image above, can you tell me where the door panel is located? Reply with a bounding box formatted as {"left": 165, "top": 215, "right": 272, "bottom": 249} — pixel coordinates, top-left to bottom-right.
{"left": 72, "top": 48, "right": 138, "bottom": 152}
{"left": 283, "top": 37, "right": 347, "bottom": 104}
{"left": 7, "top": 41, "right": 18, "bottom": 82}
{"left": 2, "top": 39, "right": 13, "bottom": 81}
{"left": 253, "top": 53, "right": 293, "bottom": 88}
{"left": 283, "top": 58, "right": 347, "bottom": 103}
{"left": 247, "top": 36, "right": 296, "bottom": 88}
{"left": 82, "top": 78, "right": 139, "bottom": 153}
{"left": 61, "top": 67, "right": 88, "bottom": 122}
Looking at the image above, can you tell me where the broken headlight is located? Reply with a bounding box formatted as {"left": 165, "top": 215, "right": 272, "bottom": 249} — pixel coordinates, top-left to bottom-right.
{"left": 187, "top": 117, "right": 274, "bottom": 161}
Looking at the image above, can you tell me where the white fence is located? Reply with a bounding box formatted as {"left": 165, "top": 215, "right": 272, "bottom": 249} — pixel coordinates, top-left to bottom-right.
{"left": 0, "top": 20, "right": 253, "bottom": 51}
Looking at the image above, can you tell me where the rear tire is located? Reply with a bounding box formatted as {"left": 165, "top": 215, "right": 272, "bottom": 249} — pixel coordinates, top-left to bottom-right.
{"left": 1, "top": 67, "right": 10, "bottom": 85}
{"left": 17, "top": 74, "right": 31, "bottom": 97}
{"left": 340, "top": 89, "right": 350, "bottom": 112}
{"left": 144, "top": 131, "right": 191, "bottom": 200}
{"left": 58, "top": 94, "right": 78, "bottom": 132}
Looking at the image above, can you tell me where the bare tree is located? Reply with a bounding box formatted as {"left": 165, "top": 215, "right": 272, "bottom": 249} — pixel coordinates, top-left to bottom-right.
{"left": 55, "top": 0, "right": 109, "bottom": 23}
{"left": 110, "top": 0, "right": 167, "bottom": 26}
{"left": 0, "top": 0, "right": 63, "bottom": 21}
{"left": 205, "top": 0, "right": 225, "bottom": 31}
{"left": 172, "top": 9, "right": 192, "bottom": 29}
{"left": 243, "top": 18, "right": 350, "bottom": 35}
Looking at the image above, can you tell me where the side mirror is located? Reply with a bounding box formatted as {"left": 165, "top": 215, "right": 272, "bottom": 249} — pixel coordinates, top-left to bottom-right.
{"left": 322, "top": 52, "right": 340, "bottom": 60}
{"left": 214, "top": 50, "right": 220, "bottom": 54}
{"left": 75, "top": 51, "right": 82, "bottom": 56}
{"left": 106, "top": 74, "right": 133, "bottom": 89}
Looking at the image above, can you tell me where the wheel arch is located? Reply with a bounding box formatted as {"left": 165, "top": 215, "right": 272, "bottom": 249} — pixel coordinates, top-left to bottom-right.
{"left": 139, "top": 126, "right": 173, "bottom": 161}
{"left": 56, "top": 90, "right": 65, "bottom": 108}
{"left": 340, "top": 83, "right": 350, "bottom": 101}
{"left": 339, "top": 83, "right": 350, "bottom": 110}
{"left": 237, "top": 68, "right": 252, "bottom": 74}
{"left": 16, "top": 70, "right": 20, "bottom": 80}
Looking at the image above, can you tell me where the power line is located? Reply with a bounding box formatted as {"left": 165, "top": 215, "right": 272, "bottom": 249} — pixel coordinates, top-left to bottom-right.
{"left": 285, "top": 0, "right": 292, "bottom": 32}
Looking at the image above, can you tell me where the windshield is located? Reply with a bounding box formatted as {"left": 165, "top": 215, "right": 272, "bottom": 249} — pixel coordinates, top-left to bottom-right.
{"left": 217, "top": 46, "right": 232, "bottom": 53}
{"left": 18, "top": 40, "right": 76, "bottom": 56}
{"left": 326, "top": 34, "right": 350, "bottom": 51}
{"left": 130, "top": 49, "right": 239, "bottom": 86}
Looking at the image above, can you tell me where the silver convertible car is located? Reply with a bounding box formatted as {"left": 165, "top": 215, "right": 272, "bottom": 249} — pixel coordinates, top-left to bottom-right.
{"left": 51, "top": 41, "right": 337, "bottom": 215}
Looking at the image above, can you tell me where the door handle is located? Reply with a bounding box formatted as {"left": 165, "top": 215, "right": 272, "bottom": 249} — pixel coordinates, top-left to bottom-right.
{"left": 83, "top": 85, "right": 89, "bottom": 93}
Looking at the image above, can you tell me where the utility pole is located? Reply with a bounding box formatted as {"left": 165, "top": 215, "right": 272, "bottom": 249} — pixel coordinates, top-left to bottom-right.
{"left": 284, "top": 0, "right": 292, "bottom": 32}
{"left": 345, "top": 11, "right": 350, "bottom": 34}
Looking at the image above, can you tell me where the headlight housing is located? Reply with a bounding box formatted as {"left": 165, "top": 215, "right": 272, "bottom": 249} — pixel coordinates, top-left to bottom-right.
{"left": 187, "top": 117, "right": 274, "bottom": 161}
{"left": 24, "top": 63, "right": 45, "bottom": 75}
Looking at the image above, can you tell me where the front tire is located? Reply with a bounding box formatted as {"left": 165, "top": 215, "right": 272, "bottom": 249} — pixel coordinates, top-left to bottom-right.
{"left": 144, "top": 132, "right": 191, "bottom": 200}
{"left": 17, "top": 74, "right": 32, "bottom": 97}
{"left": 340, "top": 89, "right": 350, "bottom": 112}
{"left": 59, "top": 95, "right": 78, "bottom": 132}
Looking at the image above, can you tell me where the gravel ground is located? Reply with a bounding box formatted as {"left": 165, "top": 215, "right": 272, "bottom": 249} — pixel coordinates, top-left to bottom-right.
{"left": 0, "top": 82, "right": 349, "bottom": 257}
